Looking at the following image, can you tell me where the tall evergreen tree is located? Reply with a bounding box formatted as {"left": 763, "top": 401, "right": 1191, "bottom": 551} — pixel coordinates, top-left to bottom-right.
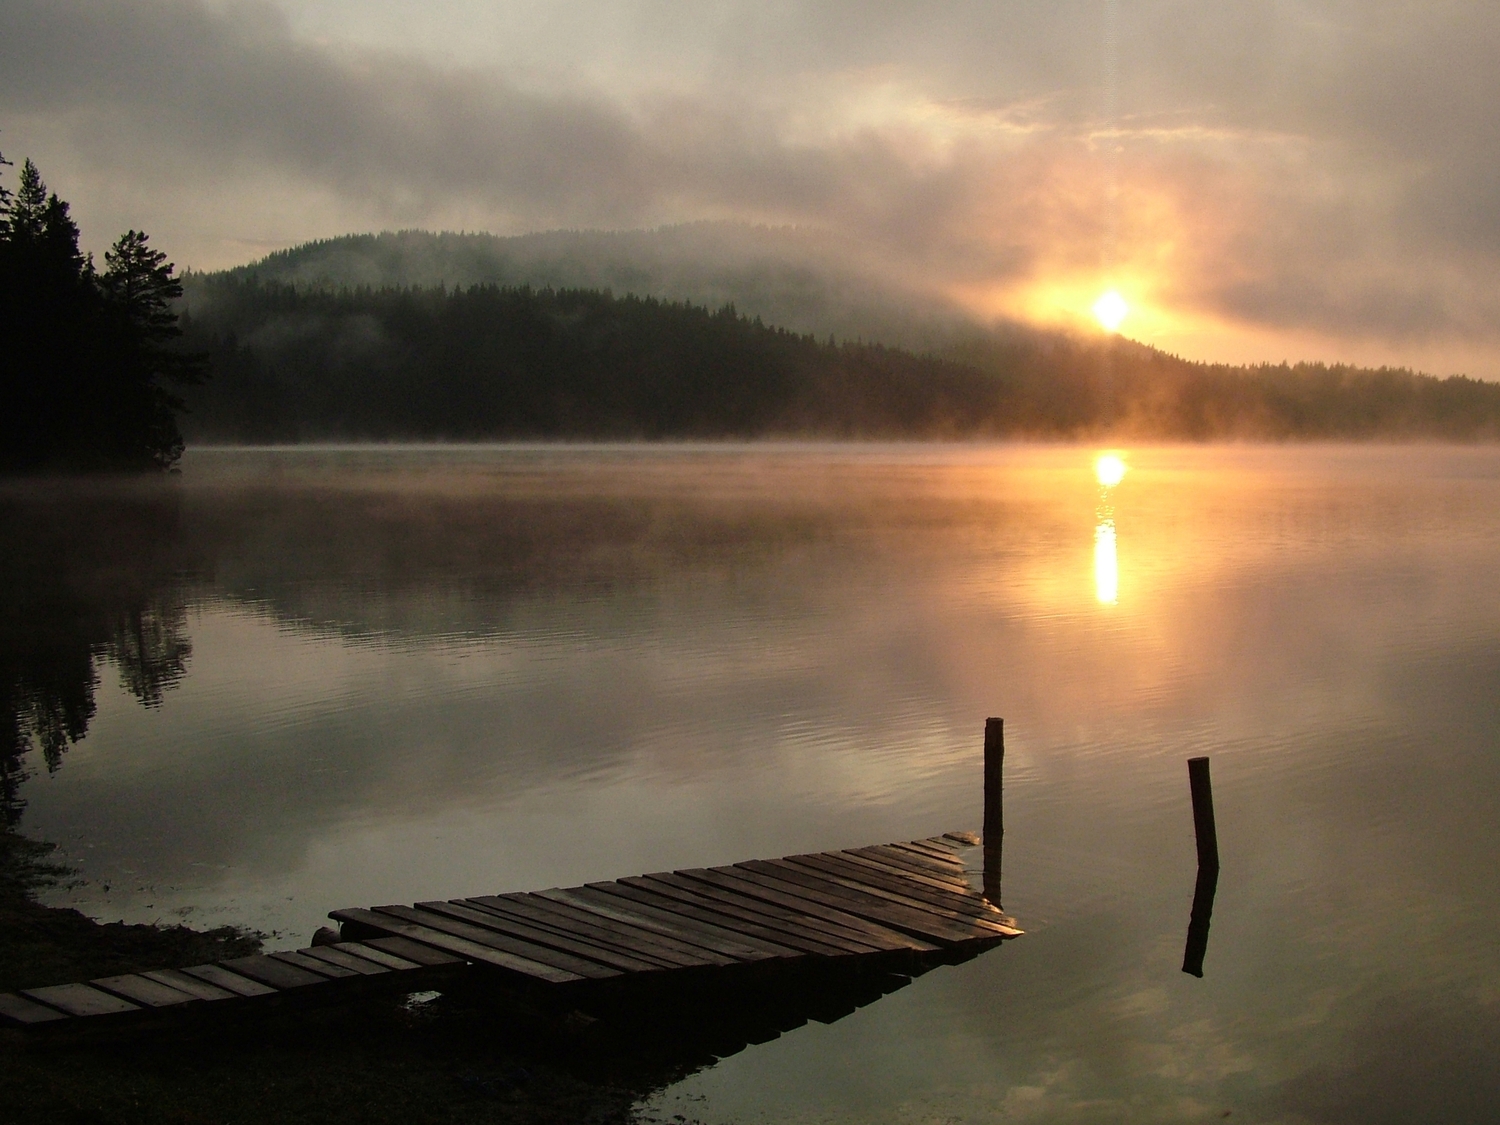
{"left": 0, "top": 159, "right": 201, "bottom": 471}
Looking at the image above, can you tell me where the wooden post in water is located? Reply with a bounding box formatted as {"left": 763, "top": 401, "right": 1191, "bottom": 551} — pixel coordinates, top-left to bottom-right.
{"left": 1187, "top": 756, "right": 1220, "bottom": 872}
{"left": 983, "top": 717, "right": 1004, "bottom": 905}
{"left": 1182, "top": 755, "right": 1220, "bottom": 976}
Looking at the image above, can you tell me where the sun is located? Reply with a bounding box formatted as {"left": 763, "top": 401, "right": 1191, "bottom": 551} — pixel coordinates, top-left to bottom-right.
{"left": 1095, "top": 452, "right": 1127, "bottom": 487}
{"left": 1092, "top": 290, "right": 1129, "bottom": 333}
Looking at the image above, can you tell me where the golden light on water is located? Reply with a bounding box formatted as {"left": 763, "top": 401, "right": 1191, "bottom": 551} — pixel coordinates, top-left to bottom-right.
{"left": 1094, "top": 522, "right": 1118, "bottom": 605}
{"left": 1095, "top": 453, "right": 1127, "bottom": 487}
{"left": 1092, "top": 290, "right": 1129, "bottom": 333}
{"left": 1094, "top": 451, "right": 1126, "bottom": 604}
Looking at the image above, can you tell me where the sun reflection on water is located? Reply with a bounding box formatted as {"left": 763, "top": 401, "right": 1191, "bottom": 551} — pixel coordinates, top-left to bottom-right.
{"left": 1094, "top": 452, "right": 1126, "bottom": 605}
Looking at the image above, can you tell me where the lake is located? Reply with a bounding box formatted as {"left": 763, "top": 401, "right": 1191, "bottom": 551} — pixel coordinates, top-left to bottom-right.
{"left": 4, "top": 443, "right": 1498, "bottom": 1123}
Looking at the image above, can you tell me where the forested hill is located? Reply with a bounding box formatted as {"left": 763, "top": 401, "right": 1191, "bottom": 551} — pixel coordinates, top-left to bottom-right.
{"left": 180, "top": 277, "right": 1500, "bottom": 442}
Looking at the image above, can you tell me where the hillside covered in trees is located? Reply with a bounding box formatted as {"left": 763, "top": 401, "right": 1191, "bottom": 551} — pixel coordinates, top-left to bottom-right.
{"left": 180, "top": 274, "right": 1500, "bottom": 442}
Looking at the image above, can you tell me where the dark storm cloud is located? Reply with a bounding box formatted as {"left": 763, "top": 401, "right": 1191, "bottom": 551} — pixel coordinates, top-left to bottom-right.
{"left": 3, "top": 0, "right": 1500, "bottom": 365}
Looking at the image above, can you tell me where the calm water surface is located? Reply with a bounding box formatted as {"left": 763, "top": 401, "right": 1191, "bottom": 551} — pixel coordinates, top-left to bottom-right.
{"left": 4, "top": 444, "right": 1498, "bottom": 1123}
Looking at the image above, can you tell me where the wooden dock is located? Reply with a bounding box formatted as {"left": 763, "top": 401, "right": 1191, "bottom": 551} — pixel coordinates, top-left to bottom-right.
{"left": 0, "top": 833, "right": 1018, "bottom": 1031}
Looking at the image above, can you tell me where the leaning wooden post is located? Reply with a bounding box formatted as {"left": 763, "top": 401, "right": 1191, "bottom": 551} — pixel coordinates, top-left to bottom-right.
{"left": 983, "top": 717, "right": 1004, "bottom": 905}
{"left": 1187, "top": 756, "right": 1219, "bottom": 872}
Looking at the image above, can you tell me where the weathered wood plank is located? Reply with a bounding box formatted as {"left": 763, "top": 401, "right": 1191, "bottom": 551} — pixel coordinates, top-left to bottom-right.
{"left": 539, "top": 887, "right": 780, "bottom": 963}
{"left": 789, "top": 854, "right": 1019, "bottom": 934}
{"left": 179, "top": 964, "right": 278, "bottom": 998}
{"left": 814, "top": 857, "right": 1018, "bottom": 936}
{"left": 296, "top": 945, "right": 391, "bottom": 976}
{"left": 579, "top": 883, "right": 807, "bottom": 960}
{"left": 360, "top": 935, "right": 464, "bottom": 967}
{"left": 836, "top": 848, "right": 976, "bottom": 894}
{"left": 0, "top": 992, "right": 71, "bottom": 1025}
{"left": 678, "top": 867, "right": 935, "bottom": 952}
{"left": 856, "top": 845, "right": 970, "bottom": 882}
{"left": 638, "top": 872, "right": 895, "bottom": 953}
{"left": 416, "top": 900, "right": 666, "bottom": 974}
{"left": 589, "top": 881, "right": 819, "bottom": 959}
{"left": 331, "top": 908, "right": 583, "bottom": 983}
{"left": 471, "top": 895, "right": 715, "bottom": 969}
{"left": 20, "top": 983, "right": 141, "bottom": 1018}
{"left": 270, "top": 950, "right": 360, "bottom": 979}
{"left": 890, "top": 839, "right": 965, "bottom": 866}
{"left": 753, "top": 858, "right": 1006, "bottom": 938}
{"left": 736, "top": 860, "right": 992, "bottom": 945}
{"left": 505, "top": 893, "right": 734, "bottom": 967}
{"left": 461, "top": 896, "right": 688, "bottom": 969}
{"left": 621, "top": 876, "right": 864, "bottom": 956}
{"left": 141, "top": 969, "right": 238, "bottom": 1001}
{"left": 220, "top": 955, "right": 330, "bottom": 990}
{"left": 90, "top": 974, "right": 200, "bottom": 1008}
{"left": 376, "top": 905, "right": 620, "bottom": 980}
{"left": 332, "top": 942, "right": 422, "bottom": 971}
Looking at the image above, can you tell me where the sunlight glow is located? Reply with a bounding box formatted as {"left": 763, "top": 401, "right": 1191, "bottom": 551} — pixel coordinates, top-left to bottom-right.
{"left": 1093, "top": 290, "right": 1129, "bottom": 332}
{"left": 1094, "top": 522, "right": 1118, "bottom": 605}
{"left": 1095, "top": 453, "right": 1127, "bottom": 487}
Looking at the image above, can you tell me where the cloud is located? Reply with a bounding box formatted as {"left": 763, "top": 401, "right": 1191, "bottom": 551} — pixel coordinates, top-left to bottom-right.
{"left": 3, "top": 0, "right": 1500, "bottom": 372}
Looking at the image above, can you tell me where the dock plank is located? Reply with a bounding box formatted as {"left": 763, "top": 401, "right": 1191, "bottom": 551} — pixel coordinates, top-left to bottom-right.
{"left": 141, "top": 969, "right": 237, "bottom": 1001}
{"left": 788, "top": 854, "right": 1019, "bottom": 935}
{"left": 221, "top": 955, "right": 330, "bottom": 990}
{"left": 375, "top": 905, "right": 620, "bottom": 981}
{"left": 417, "top": 900, "right": 667, "bottom": 974}
{"left": 91, "top": 974, "right": 200, "bottom": 1008}
{"left": 21, "top": 983, "right": 140, "bottom": 1018}
{"left": 332, "top": 942, "right": 422, "bottom": 971}
{"left": 361, "top": 935, "right": 464, "bottom": 966}
{"left": 0, "top": 992, "right": 71, "bottom": 1025}
{"left": 736, "top": 861, "right": 994, "bottom": 945}
{"left": 505, "top": 893, "right": 734, "bottom": 967}
{"left": 539, "top": 887, "right": 780, "bottom": 963}
{"left": 331, "top": 908, "right": 584, "bottom": 983}
{"left": 589, "top": 882, "right": 818, "bottom": 959}
{"left": 620, "top": 877, "right": 862, "bottom": 956}
{"left": 297, "top": 946, "right": 391, "bottom": 976}
{"left": 753, "top": 858, "right": 1006, "bottom": 938}
{"left": 678, "top": 866, "right": 936, "bottom": 952}
{"left": 179, "top": 965, "right": 278, "bottom": 998}
{"left": 638, "top": 872, "right": 895, "bottom": 953}
{"left": 471, "top": 895, "right": 716, "bottom": 968}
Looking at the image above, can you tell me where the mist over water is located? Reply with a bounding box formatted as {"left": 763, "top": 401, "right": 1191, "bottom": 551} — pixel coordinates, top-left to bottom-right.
{"left": 6, "top": 443, "right": 1499, "bottom": 1122}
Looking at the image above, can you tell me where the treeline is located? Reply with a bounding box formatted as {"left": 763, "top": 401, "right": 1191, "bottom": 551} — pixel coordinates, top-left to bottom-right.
{"left": 181, "top": 275, "right": 1500, "bottom": 441}
{"left": 181, "top": 279, "right": 1001, "bottom": 440}
{"left": 0, "top": 156, "right": 203, "bottom": 472}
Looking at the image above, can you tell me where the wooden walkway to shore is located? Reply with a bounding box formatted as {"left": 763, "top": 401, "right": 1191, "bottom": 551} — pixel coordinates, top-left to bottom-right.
{"left": 0, "top": 833, "right": 1019, "bottom": 1030}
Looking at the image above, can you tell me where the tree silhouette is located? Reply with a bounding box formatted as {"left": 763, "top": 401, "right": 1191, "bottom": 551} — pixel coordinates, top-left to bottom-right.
{"left": 0, "top": 158, "right": 203, "bottom": 472}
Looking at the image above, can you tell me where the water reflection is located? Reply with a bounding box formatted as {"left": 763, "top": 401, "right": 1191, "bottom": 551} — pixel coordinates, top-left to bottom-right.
{"left": 0, "top": 486, "right": 193, "bottom": 829}
{"left": 1181, "top": 864, "right": 1219, "bottom": 977}
{"left": 6, "top": 445, "right": 1500, "bottom": 1124}
{"left": 1093, "top": 451, "right": 1126, "bottom": 605}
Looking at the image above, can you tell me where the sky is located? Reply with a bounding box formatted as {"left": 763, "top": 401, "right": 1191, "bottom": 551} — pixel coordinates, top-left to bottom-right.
{"left": 2, "top": 0, "right": 1499, "bottom": 375}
